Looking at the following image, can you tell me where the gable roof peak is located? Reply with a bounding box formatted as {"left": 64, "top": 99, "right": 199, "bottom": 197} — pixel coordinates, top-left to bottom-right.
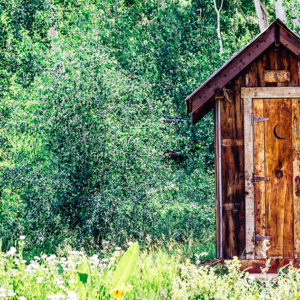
{"left": 186, "top": 19, "right": 300, "bottom": 124}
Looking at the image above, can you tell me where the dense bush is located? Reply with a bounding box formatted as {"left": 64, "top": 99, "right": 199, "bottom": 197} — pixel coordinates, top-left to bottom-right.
{"left": 1, "top": 0, "right": 298, "bottom": 255}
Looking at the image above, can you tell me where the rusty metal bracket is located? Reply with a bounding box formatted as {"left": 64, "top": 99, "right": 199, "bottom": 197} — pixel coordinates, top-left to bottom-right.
{"left": 253, "top": 174, "right": 270, "bottom": 183}
{"left": 252, "top": 115, "right": 269, "bottom": 124}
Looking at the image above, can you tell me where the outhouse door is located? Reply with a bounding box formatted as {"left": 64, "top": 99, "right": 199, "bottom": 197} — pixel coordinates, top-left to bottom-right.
{"left": 243, "top": 88, "right": 300, "bottom": 259}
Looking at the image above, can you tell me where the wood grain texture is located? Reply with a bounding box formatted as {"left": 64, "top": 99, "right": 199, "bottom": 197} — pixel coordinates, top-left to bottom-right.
{"left": 253, "top": 99, "right": 266, "bottom": 258}
{"left": 264, "top": 99, "right": 293, "bottom": 258}
{"left": 244, "top": 97, "right": 254, "bottom": 259}
{"left": 292, "top": 98, "right": 300, "bottom": 258}
{"left": 263, "top": 70, "right": 290, "bottom": 83}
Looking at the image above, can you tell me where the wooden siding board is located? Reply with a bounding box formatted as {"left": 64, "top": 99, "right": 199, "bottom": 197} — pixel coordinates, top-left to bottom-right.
{"left": 292, "top": 99, "right": 300, "bottom": 258}
{"left": 253, "top": 99, "right": 266, "bottom": 258}
{"left": 264, "top": 99, "right": 293, "bottom": 258}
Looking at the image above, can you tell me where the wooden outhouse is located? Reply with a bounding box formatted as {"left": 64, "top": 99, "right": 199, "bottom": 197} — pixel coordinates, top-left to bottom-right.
{"left": 186, "top": 19, "right": 300, "bottom": 272}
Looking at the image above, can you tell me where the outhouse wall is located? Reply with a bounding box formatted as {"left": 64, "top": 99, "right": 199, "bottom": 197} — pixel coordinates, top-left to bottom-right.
{"left": 217, "top": 44, "right": 300, "bottom": 258}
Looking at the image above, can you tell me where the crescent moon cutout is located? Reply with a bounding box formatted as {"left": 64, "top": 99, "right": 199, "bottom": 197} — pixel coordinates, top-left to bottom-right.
{"left": 274, "top": 124, "right": 286, "bottom": 140}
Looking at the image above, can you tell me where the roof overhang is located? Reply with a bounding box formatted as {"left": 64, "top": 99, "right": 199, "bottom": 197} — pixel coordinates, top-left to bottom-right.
{"left": 185, "top": 19, "right": 300, "bottom": 124}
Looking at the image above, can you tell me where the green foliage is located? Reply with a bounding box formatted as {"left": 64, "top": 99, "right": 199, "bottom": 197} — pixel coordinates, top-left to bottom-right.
{"left": 0, "top": 0, "right": 299, "bottom": 256}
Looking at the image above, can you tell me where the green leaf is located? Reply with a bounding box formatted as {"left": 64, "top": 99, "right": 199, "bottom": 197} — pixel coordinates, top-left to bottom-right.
{"left": 57, "top": 263, "right": 64, "bottom": 275}
{"left": 78, "top": 272, "right": 88, "bottom": 284}
{"left": 110, "top": 242, "right": 139, "bottom": 289}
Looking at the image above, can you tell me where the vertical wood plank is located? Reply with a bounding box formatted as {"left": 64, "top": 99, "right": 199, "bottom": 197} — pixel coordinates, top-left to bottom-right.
{"left": 253, "top": 99, "right": 266, "bottom": 258}
{"left": 244, "top": 97, "right": 255, "bottom": 259}
{"left": 264, "top": 99, "right": 293, "bottom": 258}
{"left": 292, "top": 98, "right": 300, "bottom": 258}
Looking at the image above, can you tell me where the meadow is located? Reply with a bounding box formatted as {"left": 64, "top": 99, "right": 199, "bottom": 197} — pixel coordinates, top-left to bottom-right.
{"left": 1, "top": 237, "right": 300, "bottom": 299}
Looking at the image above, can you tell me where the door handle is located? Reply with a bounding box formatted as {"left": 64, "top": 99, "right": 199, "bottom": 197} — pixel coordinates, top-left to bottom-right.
{"left": 296, "top": 176, "right": 300, "bottom": 196}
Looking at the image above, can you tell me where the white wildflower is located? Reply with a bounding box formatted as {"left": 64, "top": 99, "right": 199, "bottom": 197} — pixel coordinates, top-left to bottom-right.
{"left": 36, "top": 277, "right": 44, "bottom": 283}
{"left": 7, "top": 290, "right": 16, "bottom": 297}
{"left": 67, "top": 291, "right": 78, "bottom": 300}
{"left": 115, "top": 247, "right": 121, "bottom": 251}
{"left": 19, "top": 235, "right": 26, "bottom": 240}
{"left": 20, "top": 297, "right": 26, "bottom": 300}
{"left": 113, "top": 251, "right": 120, "bottom": 257}
{"left": 6, "top": 247, "right": 17, "bottom": 257}
{"left": 109, "top": 257, "right": 116, "bottom": 262}
{"left": 34, "top": 256, "right": 40, "bottom": 260}
{"left": 127, "top": 241, "right": 133, "bottom": 246}
{"left": 10, "top": 271, "right": 16, "bottom": 277}
{"left": 53, "top": 279, "right": 64, "bottom": 285}
{"left": 47, "top": 293, "right": 65, "bottom": 300}
{"left": 102, "top": 258, "right": 109, "bottom": 263}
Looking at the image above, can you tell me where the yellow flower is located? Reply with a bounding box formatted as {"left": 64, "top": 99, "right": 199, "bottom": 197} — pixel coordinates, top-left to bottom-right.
{"left": 110, "top": 287, "right": 126, "bottom": 299}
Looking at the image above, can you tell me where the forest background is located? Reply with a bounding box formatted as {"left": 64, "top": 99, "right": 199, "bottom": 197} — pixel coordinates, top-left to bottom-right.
{"left": 0, "top": 0, "right": 299, "bottom": 257}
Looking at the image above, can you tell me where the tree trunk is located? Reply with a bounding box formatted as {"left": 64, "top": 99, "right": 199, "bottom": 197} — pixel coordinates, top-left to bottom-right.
{"left": 213, "top": 0, "right": 224, "bottom": 55}
{"left": 253, "top": 0, "right": 269, "bottom": 32}
{"left": 274, "top": 0, "right": 287, "bottom": 23}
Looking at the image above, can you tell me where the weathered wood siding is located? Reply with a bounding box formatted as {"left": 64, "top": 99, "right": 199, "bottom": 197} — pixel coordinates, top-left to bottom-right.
{"left": 219, "top": 45, "right": 300, "bottom": 258}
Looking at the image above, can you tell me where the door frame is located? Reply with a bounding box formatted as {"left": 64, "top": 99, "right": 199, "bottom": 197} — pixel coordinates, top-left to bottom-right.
{"left": 242, "top": 87, "right": 300, "bottom": 259}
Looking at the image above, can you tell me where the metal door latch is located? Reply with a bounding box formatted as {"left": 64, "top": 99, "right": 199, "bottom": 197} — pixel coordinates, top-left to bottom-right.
{"left": 253, "top": 174, "right": 270, "bottom": 183}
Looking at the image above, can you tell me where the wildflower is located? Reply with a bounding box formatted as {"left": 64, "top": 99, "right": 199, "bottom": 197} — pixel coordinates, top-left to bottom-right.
{"left": 20, "top": 297, "right": 26, "bottom": 300}
{"left": 113, "top": 251, "right": 120, "bottom": 257}
{"left": 199, "top": 252, "right": 208, "bottom": 257}
{"left": 7, "top": 290, "right": 16, "bottom": 297}
{"left": 47, "top": 293, "right": 65, "bottom": 300}
{"left": 102, "top": 258, "right": 109, "bottom": 263}
{"left": 53, "top": 279, "right": 64, "bottom": 285}
{"left": 34, "top": 256, "right": 40, "bottom": 261}
{"left": 127, "top": 241, "right": 133, "bottom": 247}
{"left": 66, "top": 291, "right": 77, "bottom": 300}
{"left": 37, "top": 277, "right": 44, "bottom": 283}
{"left": 6, "top": 247, "right": 17, "bottom": 257}
{"left": 19, "top": 235, "right": 26, "bottom": 240}
{"left": 110, "top": 257, "right": 116, "bottom": 262}
{"left": 10, "top": 271, "right": 16, "bottom": 277}
{"left": 60, "top": 257, "right": 67, "bottom": 262}
{"left": 110, "top": 287, "right": 127, "bottom": 299}
{"left": 115, "top": 247, "right": 121, "bottom": 251}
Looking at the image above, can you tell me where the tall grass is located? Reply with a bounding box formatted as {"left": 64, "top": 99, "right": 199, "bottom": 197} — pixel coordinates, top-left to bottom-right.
{"left": 1, "top": 237, "right": 300, "bottom": 299}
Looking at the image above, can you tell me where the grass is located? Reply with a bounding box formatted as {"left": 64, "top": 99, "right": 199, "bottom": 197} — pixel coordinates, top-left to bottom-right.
{"left": 1, "top": 237, "right": 300, "bottom": 299}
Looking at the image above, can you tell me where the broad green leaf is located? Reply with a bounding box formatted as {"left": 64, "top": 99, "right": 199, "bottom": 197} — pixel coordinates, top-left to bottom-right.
{"left": 78, "top": 272, "right": 88, "bottom": 284}
{"left": 110, "top": 242, "right": 139, "bottom": 289}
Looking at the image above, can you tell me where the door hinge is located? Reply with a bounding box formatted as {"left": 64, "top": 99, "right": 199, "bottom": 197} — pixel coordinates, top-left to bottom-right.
{"left": 253, "top": 174, "right": 270, "bottom": 183}
{"left": 252, "top": 114, "right": 269, "bottom": 124}
{"left": 252, "top": 233, "right": 271, "bottom": 245}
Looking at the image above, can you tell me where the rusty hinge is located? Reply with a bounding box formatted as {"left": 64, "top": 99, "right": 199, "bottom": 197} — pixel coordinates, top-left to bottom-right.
{"left": 252, "top": 115, "right": 269, "bottom": 124}
{"left": 253, "top": 174, "right": 270, "bottom": 183}
{"left": 253, "top": 233, "right": 271, "bottom": 245}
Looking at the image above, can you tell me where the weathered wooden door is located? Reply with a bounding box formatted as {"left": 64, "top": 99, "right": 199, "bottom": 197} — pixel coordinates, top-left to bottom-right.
{"left": 253, "top": 98, "right": 300, "bottom": 258}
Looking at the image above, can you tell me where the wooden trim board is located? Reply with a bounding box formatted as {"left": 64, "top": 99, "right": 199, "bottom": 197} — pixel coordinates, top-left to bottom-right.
{"left": 215, "top": 98, "right": 223, "bottom": 258}
{"left": 242, "top": 87, "right": 300, "bottom": 259}
{"left": 241, "top": 87, "right": 300, "bottom": 99}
